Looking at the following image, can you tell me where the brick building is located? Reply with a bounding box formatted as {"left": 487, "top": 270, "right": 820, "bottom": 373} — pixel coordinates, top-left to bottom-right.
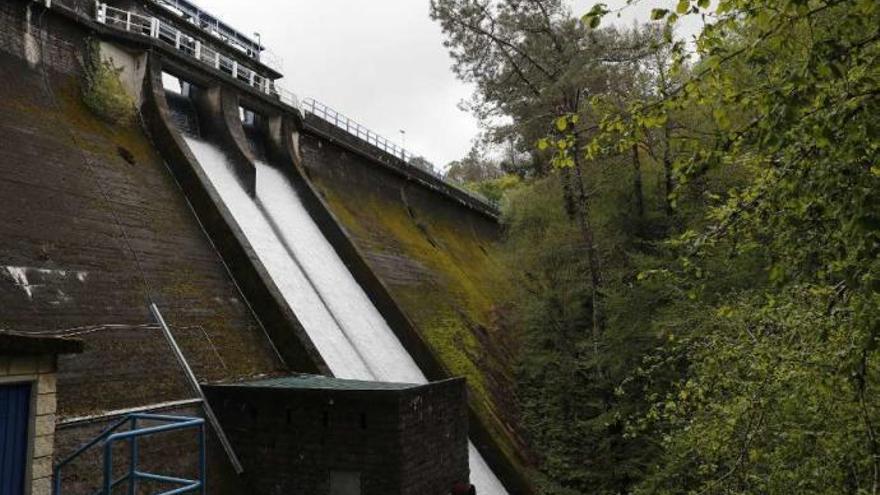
{"left": 0, "top": 332, "right": 83, "bottom": 495}
{"left": 205, "top": 376, "right": 469, "bottom": 495}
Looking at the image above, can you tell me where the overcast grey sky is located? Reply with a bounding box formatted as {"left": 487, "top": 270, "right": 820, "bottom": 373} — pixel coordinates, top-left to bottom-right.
{"left": 198, "top": 1, "right": 701, "bottom": 169}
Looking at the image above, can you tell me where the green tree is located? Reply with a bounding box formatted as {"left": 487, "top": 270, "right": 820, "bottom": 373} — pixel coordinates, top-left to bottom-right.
{"left": 445, "top": 145, "right": 503, "bottom": 183}
{"left": 430, "top": 0, "right": 664, "bottom": 370}
{"left": 578, "top": 0, "right": 880, "bottom": 493}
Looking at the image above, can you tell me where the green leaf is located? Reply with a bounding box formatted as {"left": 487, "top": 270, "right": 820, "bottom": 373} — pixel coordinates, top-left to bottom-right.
{"left": 769, "top": 264, "right": 785, "bottom": 282}
{"left": 581, "top": 3, "right": 609, "bottom": 29}
{"left": 676, "top": 0, "right": 689, "bottom": 14}
{"left": 651, "top": 8, "right": 669, "bottom": 20}
{"left": 713, "top": 107, "right": 730, "bottom": 130}
{"left": 556, "top": 116, "right": 569, "bottom": 132}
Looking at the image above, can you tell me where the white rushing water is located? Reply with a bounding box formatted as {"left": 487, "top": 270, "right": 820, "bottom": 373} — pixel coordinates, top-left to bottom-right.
{"left": 183, "top": 137, "right": 508, "bottom": 494}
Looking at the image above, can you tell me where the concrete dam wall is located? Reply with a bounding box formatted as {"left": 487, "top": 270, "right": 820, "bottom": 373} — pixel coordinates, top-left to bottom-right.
{"left": 0, "top": 1, "right": 277, "bottom": 492}
{"left": 0, "top": 0, "right": 531, "bottom": 492}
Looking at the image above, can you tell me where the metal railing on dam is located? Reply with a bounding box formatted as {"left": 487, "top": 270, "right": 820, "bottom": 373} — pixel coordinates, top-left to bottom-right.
{"left": 303, "top": 97, "right": 411, "bottom": 163}
{"left": 34, "top": 0, "right": 297, "bottom": 110}
{"left": 150, "top": 0, "right": 284, "bottom": 72}
{"left": 93, "top": 2, "right": 301, "bottom": 111}
{"left": 302, "top": 98, "right": 500, "bottom": 211}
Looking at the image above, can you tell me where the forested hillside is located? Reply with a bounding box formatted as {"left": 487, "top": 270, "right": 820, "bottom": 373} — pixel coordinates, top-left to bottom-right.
{"left": 431, "top": 0, "right": 880, "bottom": 493}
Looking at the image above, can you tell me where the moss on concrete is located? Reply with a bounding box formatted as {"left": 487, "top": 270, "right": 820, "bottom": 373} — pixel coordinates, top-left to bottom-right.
{"left": 4, "top": 67, "right": 282, "bottom": 395}
{"left": 308, "top": 176, "right": 527, "bottom": 471}
{"left": 81, "top": 43, "right": 136, "bottom": 126}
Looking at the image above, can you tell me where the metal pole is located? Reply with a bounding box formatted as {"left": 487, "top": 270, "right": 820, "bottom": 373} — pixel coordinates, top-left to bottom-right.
{"left": 54, "top": 466, "right": 62, "bottom": 495}
{"left": 149, "top": 303, "right": 244, "bottom": 474}
{"left": 128, "top": 416, "right": 138, "bottom": 495}
{"left": 400, "top": 129, "right": 406, "bottom": 158}
{"left": 103, "top": 441, "right": 113, "bottom": 495}
{"left": 198, "top": 424, "right": 207, "bottom": 495}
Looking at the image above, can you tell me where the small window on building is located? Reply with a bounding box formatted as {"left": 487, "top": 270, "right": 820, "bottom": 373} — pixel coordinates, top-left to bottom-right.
{"left": 329, "top": 470, "right": 361, "bottom": 495}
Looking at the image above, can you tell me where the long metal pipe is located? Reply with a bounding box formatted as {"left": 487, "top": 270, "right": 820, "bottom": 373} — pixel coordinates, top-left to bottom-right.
{"left": 149, "top": 303, "right": 244, "bottom": 474}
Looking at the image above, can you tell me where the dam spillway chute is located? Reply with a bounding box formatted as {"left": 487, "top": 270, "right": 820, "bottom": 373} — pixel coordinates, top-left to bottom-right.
{"left": 162, "top": 76, "right": 509, "bottom": 493}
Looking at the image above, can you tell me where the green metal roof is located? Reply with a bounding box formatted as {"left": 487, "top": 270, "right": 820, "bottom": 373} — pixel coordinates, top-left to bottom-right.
{"left": 225, "top": 374, "right": 421, "bottom": 391}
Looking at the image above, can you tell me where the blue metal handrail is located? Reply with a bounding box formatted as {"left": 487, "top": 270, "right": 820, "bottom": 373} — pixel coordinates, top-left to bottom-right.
{"left": 54, "top": 413, "right": 206, "bottom": 495}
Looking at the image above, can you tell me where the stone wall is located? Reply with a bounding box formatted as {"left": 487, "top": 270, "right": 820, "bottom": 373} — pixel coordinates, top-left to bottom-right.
{"left": 0, "top": 354, "right": 58, "bottom": 495}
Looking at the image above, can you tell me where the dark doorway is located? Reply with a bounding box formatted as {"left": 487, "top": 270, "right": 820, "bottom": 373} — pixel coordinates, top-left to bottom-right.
{"left": 0, "top": 383, "right": 32, "bottom": 495}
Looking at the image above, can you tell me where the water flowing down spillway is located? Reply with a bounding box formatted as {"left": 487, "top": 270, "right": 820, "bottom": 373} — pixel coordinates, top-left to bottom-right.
{"left": 257, "top": 161, "right": 425, "bottom": 383}
{"left": 182, "top": 136, "right": 509, "bottom": 494}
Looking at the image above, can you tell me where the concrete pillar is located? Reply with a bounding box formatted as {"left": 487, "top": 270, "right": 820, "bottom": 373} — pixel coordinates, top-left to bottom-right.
{"left": 95, "top": 1, "right": 106, "bottom": 24}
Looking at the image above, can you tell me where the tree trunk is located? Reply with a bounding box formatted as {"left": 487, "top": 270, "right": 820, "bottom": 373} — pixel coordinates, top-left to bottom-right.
{"left": 560, "top": 166, "right": 577, "bottom": 221}
{"left": 663, "top": 120, "right": 674, "bottom": 216}
{"left": 570, "top": 132, "right": 604, "bottom": 364}
{"left": 632, "top": 143, "right": 645, "bottom": 219}
{"left": 657, "top": 54, "right": 675, "bottom": 217}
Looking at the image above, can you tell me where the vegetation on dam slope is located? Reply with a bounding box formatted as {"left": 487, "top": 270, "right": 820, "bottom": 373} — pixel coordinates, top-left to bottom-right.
{"left": 307, "top": 169, "right": 528, "bottom": 474}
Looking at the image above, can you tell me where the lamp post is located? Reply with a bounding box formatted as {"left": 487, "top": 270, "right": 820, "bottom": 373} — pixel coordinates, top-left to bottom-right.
{"left": 399, "top": 129, "right": 406, "bottom": 160}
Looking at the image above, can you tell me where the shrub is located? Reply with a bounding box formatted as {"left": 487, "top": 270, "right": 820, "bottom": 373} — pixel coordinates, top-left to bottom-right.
{"left": 82, "top": 45, "right": 135, "bottom": 125}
